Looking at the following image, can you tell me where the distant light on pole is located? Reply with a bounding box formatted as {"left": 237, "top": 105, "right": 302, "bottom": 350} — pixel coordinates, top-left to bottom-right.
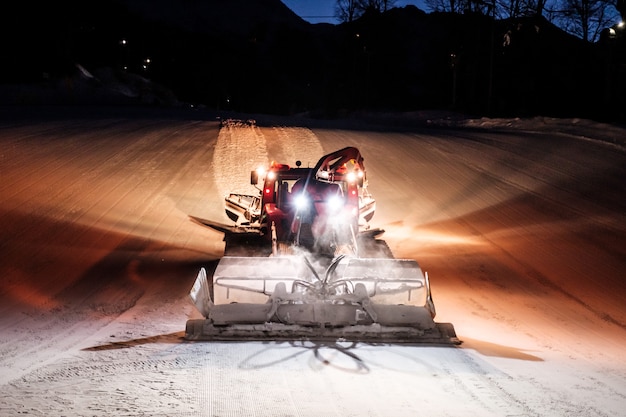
{"left": 450, "top": 53, "right": 458, "bottom": 108}
{"left": 119, "top": 39, "right": 129, "bottom": 71}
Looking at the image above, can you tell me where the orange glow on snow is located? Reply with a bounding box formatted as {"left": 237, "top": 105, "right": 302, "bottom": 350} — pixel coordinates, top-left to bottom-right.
{"left": 5, "top": 283, "right": 60, "bottom": 310}
{"left": 383, "top": 224, "right": 483, "bottom": 248}
{"left": 414, "top": 230, "right": 482, "bottom": 246}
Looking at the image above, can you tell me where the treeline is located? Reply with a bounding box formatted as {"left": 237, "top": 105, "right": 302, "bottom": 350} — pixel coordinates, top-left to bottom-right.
{"left": 1, "top": 0, "right": 624, "bottom": 121}
{"left": 336, "top": 0, "right": 624, "bottom": 42}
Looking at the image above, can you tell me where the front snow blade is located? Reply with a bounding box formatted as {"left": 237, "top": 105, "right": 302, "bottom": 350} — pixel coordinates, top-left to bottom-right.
{"left": 184, "top": 320, "right": 460, "bottom": 345}
{"left": 208, "top": 256, "right": 434, "bottom": 308}
{"left": 189, "top": 268, "right": 213, "bottom": 317}
{"left": 188, "top": 215, "right": 261, "bottom": 236}
{"left": 185, "top": 255, "right": 460, "bottom": 345}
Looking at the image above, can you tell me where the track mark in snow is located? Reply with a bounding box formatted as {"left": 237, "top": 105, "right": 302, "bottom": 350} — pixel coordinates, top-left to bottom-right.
{"left": 271, "top": 126, "right": 324, "bottom": 168}
{"left": 213, "top": 120, "right": 269, "bottom": 199}
{"left": 2, "top": 344, "right": 201, "bottom": 416}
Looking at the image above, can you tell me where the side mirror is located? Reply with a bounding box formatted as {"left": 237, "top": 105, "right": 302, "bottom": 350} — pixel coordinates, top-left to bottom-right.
{"left": 277, "top": 182, "right": 289, "bottom": 209}
{"left": 250, "top": 170, "right": 258, "bottom": 185}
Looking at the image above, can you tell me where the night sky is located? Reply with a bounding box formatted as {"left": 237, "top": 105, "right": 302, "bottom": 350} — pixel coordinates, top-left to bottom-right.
{"left": 282, "top": 0, "right": 428, "bottom": 24}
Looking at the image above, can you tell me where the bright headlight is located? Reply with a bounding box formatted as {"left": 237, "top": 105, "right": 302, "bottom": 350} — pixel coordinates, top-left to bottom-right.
{"left": 294, "top": 193, "right": 309, "bottom": 210}
{"left": 327, "top": 195, "right": 343, "bottom": 211}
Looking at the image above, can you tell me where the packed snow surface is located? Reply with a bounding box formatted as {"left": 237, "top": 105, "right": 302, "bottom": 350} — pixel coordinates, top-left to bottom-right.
{"left": 0, "top": 109, "right": 625, "bottom": 416}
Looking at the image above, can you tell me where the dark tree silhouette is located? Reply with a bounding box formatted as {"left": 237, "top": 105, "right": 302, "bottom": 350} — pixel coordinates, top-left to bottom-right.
{"left": 335, "top": 0, "right": 398, "bottom": 22}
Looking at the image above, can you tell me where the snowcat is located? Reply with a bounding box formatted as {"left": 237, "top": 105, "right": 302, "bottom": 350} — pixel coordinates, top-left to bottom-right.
{"left": 186, "top": 146, "right": 459, "bottom": 344}
{"left": 190, "top": 146, "right": 377, "bottom": 257}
